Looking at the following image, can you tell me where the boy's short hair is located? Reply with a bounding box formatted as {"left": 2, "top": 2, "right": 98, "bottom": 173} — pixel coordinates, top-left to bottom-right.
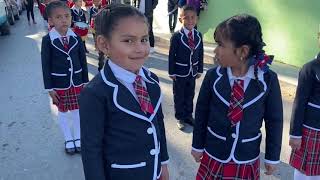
{"left": 46, "top": 1, "right": 70, "bottom": 18}
{"left": 180, "top": 5, "right": 197, "bottom": 16}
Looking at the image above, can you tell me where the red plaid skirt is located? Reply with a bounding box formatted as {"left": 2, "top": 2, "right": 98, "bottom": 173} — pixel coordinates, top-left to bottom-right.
{"left": 290, "top": 127, "right": 320, "bottom": 176}
{"left": 54, "top": 86, "right": 83, "bottom": 112}
{"left": 196, "top": 152, "right": 260, "bottom": 180}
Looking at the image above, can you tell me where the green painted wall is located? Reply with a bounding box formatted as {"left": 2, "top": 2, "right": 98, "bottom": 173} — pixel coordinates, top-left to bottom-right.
{"left": 198, "top": 0, "right": 320, "bottom": 67}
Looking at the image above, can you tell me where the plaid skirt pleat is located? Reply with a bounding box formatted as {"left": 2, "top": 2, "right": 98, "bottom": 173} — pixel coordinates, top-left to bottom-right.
{"left": 54, "top": 85, "right": 83, "bottom": 112}
{"left": 289, "top": 127, "right": 320, "bottom": 176}
{"left": 196, "top": 152, "right": 260, "bottom": 180}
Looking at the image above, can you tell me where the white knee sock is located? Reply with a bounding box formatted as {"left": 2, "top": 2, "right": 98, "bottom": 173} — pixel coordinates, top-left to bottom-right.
{"left": 294, "top": 169, "right": 320, "bottom": 180}
{"left": 58, "top": 111, "right": 74, "bottom": 148}
{"left": 70, "top": 109, "right": 81, "bottom": 147}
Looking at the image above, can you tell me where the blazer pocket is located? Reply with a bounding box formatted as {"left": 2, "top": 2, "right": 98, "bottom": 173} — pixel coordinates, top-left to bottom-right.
{"left": 175, "top": 62, "right": 188, "bottom": 66}
{"left": 111, "top": 162, "right": 146, "bottom": 169}
{"left": 207, "top": 127, "right": 226, "bottom": 141}
{"left": 74, "top": 69, "right": 82, "bottom": 74}
{"left": 241, "top": 133, "right": 262, "bottom": 143}
{"left": 51, "top": 73, "right": 67, "bottom": 76}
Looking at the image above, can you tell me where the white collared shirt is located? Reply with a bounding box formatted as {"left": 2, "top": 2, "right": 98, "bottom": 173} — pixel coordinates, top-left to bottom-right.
{"left": 227, "top": 66, "right": 263, "bottom": 91}
{"left": 108, "top": 60, "right": 151, "bottom": 102}
{"left": 183, "top": 27, "right": 194, "bottom": 39}
{"left": 49, "top": 27, "right": 77, "bottom": 45}
{"left": 138, "top": 0, "right": 145, "bottom": 14}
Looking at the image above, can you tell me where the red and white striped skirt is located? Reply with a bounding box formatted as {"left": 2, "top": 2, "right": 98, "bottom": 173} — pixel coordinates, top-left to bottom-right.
{"left": 290, "top": 127, "right": 320, "bottom": 176}
{"left": 196, "top": 152, "right": 260, "bottom": 180}
{"left": 54, "top": 85, "right": 83, "bottom": 112}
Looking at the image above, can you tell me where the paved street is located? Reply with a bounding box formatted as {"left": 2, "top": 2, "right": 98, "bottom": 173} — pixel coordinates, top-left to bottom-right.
{"left": 0, "top": 10, "right": 296, "bottom": 180}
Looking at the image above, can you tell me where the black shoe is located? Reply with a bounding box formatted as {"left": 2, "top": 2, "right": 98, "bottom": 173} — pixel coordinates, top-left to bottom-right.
{"left": 177, "top": 120, "right": 186, "bottom": 130}
{"left": 184, "top": 117, "right": 195, "bottom": 126}
{"left": 74, "top": 139, "right": 81, "bottom": 153}
{"left": 65, "top": 140, "right": 76, "bottom": 155}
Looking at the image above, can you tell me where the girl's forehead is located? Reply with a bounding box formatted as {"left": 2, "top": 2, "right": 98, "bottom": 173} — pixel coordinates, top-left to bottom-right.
{"left": 113, "top": 17, "right": 148, "bottom": 32}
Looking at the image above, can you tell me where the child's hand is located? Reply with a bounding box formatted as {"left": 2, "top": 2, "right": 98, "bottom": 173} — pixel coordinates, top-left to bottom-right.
{"left": 196, "top": 74, "right": 201, "bottom": 79}
{"left": 49, "top": 91, "right": 60, "bottom": 105}
{"left": 264, "top": 163, "right": 277, "bottom": 175}
{"left": 289, "top": 137, "right": 302, "bottom": 150}
{"left": 191, "top": 150, "right": 203, "bottom": 163}
{"left": 169, "top": 75, "right": 176, "bottom": 81}
{"left": 159, "top": 164, "right": 169, "bottom": 180}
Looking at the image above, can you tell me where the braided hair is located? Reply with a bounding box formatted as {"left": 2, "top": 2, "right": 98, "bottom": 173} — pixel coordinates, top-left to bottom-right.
{"left": 214, "top": 14, "right": 272, "bottom": 86}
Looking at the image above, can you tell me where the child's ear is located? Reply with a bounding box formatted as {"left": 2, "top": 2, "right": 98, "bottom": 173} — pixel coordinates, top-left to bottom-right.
{"left": 96, "top": 35, "right": 109, "bottom": 55}
{"left": 239, "top": 45, "right": 250, "bottom": 60}
{"left": 48, "top": 18, "right": 53, "bottom": 26}
{"left": 178, "top": 17, "right": 182, "bottom": 24}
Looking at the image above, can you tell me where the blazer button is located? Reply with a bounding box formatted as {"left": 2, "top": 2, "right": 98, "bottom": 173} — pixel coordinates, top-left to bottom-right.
{"left": 150, "top": 149, "right": 156, "bottom": 155}
{"left": 231, "top": 133, "right": 236, "bottom": 138}
{"left": 69, "top": 68, "right": 72, "bottom": 71}
{"left": 147, "top": 128, "right": 153, "bottom": 134}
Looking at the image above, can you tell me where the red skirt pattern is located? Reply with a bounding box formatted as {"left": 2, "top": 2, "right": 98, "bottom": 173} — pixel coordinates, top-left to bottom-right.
{"left": 54, "top": 85, "right": 83, "bottom": 112}
{"left": 290, "top": 127, "right": 320, "bottom": 176}
{"left": 196, "top": 152, "right": 260, "bottom": 180}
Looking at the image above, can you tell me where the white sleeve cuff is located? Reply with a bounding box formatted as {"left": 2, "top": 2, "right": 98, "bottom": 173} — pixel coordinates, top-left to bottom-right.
{"left": 290, "top": 135, "right": 302, "bottom": 139}
{"left": 264, "top": 159, "right": 280, "bottom": 164}
{"left": 192, "top": 147, "right": 204, "bottom": 152}
{"left": 45, "top": 89, "right": 54, "bottom": 92}
{"left": 161, "top": 160, "right": 169, "bottom": 165}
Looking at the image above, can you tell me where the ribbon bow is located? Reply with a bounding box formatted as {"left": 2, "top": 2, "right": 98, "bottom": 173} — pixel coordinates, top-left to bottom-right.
{"left": 249, "top": 53, "right": 274, "bottom": 72}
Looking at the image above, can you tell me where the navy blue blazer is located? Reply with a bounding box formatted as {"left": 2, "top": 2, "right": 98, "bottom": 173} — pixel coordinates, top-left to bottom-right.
{"left": 168, "top": 28, "right": 204, "bottom": 77}
{"left": 290, "top": 54, "right": 320, "bottom": 136}
{"left": 71, "top": 8, "right": 86, "bottom": 25}
{"left": 192, "top": 66, "right": 283, "bottom": 163}
{"left": 41, "top": 30, "right": 89, "bottom": 90}
{"left": 79, "top": 62, "right": 169, "bottom": 180}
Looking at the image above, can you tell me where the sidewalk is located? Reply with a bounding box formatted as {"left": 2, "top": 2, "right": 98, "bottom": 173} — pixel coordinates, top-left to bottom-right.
{"left": 153, "top": 30, "right": 300, "bottom": 87}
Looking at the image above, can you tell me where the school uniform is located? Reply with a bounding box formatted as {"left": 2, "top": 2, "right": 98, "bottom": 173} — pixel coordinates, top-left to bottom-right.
{"left": 79, "top": 60, "right": 169, "bottom": 180}
{"left": 71, "top": 7, "right": 86, "bottom": 25}
{"left": 289, "top": 54, "right": 320, "bottom": 178}
{"left": 41, "top": 27, "right": 89, "bottom": 152}
{"left": 167, "top": 0, "right": 178, "bottom": 33}
{"left": 88, "top": 6, "right": 99, "bottom": 33}
{"left": 168, "top": 27, "right": 203, "bottom": 121}
{"left": 192, "top": 66, "right": 283, "bottom": 179}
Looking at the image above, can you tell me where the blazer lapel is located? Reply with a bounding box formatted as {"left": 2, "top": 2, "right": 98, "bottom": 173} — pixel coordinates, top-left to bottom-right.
{"left": 243, "top": 80, "right": 264, "bottom": 105}
{"left": 193, "top": 30, "right": 201, "bottom": 50}
{"left": 52, "top": 38, "right": 67, "bottom": 54}
{"left": 179, "top": 28, "right": 192, "bottom": 51}
{"left": 143, "top": 69, "right": 161, "bottom": 111}
{"left": 67, "top": 36, "right": 78, "bottom": 54}
{"left": 213, "top": 67, "right": 231, "bottom": 106}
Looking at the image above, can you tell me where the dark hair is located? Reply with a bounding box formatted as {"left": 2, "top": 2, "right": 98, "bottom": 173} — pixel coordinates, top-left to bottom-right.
{"left": 214, "top": 14, "right": 266, "bottom": 83}
{"left": 95, "top": 4, "right": 148, "bottom": 39}
{"left": 46, "top": 1, "right": 70, "bottom": 18}
{"left": 180, "top": 5, "right": 197, "bottom": 15}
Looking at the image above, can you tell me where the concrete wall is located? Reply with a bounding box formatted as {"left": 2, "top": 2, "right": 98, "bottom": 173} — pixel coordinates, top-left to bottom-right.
{"left": 198, "top": 0, "right": 320, "bottom": 67}
{"left": 154, "top": 0, "right": 320, "bottom": 67}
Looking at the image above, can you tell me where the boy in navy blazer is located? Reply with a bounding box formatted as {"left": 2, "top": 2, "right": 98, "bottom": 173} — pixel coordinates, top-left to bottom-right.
{"left": 168, "top": 5, "right": 203, "bottom": 130}
{"left": 41, "top": 1, "right": 89, "bottom": 155}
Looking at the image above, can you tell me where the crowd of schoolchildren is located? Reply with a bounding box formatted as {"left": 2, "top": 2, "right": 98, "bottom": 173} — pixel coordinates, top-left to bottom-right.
{"left": 39, "top": 0, "right": 320, "bottom": 179}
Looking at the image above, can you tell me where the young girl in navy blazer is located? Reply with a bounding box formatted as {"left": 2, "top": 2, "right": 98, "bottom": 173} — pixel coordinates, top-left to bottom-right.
{"left": 70, "top": 0, "right": 88, "bottom": 53}
{"left": 191, "top": 14, "right": 283, "bottom": 179}
{"left": 289, "top": 36, "right": 320, "bottom": 179}
{"left": 79, "top": 5, "right": 169, "bottom": 180}
{"left": 41, "top": 1, "right": 89, "bottom": 155}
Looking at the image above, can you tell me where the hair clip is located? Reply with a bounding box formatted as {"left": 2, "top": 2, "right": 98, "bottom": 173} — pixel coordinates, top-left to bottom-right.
{"left": 249, "top": 53, "right": 274, "bottom": 72}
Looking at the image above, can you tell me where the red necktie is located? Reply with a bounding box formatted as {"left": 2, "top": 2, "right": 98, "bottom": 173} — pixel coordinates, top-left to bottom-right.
{"left": 133, "top": 75, "right": 154, "bottom": 114}
{"left": 61, "top": 36, "right": 69, "bottom": 51}
{"left": 188, "top": 31, "right": 195, "bottom": 50}
{"left": 228, "top": 79, "right": 244, "bottom": 126}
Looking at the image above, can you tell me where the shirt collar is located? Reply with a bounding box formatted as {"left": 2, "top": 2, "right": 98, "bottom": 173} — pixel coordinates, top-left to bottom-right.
{"left": 49, "top": 27, "right": 77, "bottom": 41}
{"left": 183, "top": 27, "right": 194, "bottom": 36}
{"left": 227, "top": 65, "right": 263, "bottom": 81}
{"left": 108, "top": 60, "right": 152, "bottom": 84}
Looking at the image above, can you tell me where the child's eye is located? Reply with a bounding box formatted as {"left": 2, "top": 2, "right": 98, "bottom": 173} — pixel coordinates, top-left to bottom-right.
{"left": 141, "top": 38, "right": 149, "bottom": 43}
{"left": 123, "top": 39, "right": 134, "bottom": 43}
